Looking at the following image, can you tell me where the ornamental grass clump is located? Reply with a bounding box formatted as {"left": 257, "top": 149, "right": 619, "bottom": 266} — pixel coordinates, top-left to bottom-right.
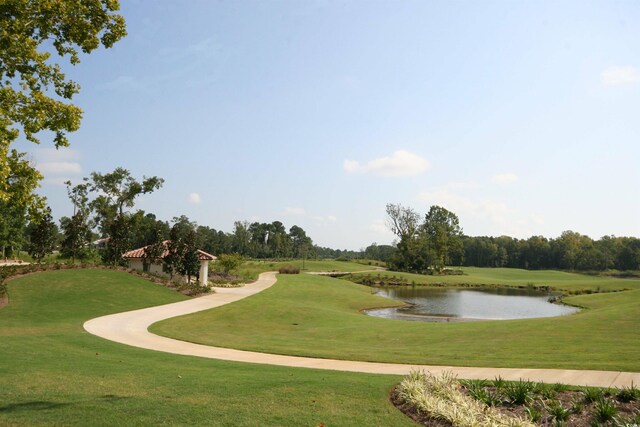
{"left": 396, "top": 371, "right": 535, "bottom": 427}
{"left": 278, "top": 265, "right": 300, "bottom": 274}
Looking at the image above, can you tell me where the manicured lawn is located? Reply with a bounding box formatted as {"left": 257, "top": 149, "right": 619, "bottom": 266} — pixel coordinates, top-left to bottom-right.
{"left": 154, "top": 271, "right": 640, "bottom": 372}
{"left": 347, "top": 267, "right": 640, "bottom": 292}
{"left": 0, "top": 269, "right": 412, "bottom": 426}
{"left": 275, "top": 259, "right": 379, "bottom": 272}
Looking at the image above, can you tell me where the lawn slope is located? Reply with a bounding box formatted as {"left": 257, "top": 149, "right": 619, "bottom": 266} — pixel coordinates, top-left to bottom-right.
{"left": 153, "top": 271, "right": 640, "bottom": 371}
{"left": 0, "top": 269, "right": 411, "bottom": 426}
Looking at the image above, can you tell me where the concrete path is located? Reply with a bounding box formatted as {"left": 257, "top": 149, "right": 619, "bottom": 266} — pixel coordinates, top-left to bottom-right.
{"left": 84, "top": 272, "right": 640, "bottom": 388}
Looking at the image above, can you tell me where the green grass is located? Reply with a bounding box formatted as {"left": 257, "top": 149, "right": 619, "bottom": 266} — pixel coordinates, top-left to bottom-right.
{"left": 347, "top": 267, "right": 640, "bottom": 292}
{"left": 154, "top": 271, "right": 640, "bottom": 371}
{"left": 0, "top": 269, "right": 412, "bottom": 426}
{"left": 211, "top": 259, "right": 374, "bottom": 283}
{"left": 275, "top": 259, "right": 379, "bottom": 272}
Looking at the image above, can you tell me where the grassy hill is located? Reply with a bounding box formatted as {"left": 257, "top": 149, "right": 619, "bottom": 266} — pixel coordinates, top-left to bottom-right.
{"left": 0, "top": 269, "right": 411, "bottom": 426}
{"left": 154, "top": 269, "right": 640, "bottom": 371}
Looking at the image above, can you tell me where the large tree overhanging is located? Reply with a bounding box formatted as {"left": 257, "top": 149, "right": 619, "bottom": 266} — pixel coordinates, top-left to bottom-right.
{"left": 0, "top": 0, "right": 127, "bottom": 200}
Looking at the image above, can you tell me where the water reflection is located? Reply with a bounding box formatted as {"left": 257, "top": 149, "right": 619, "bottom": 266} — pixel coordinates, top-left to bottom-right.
{"left": 367, "top": 286, "right": 579, "bottom": 322}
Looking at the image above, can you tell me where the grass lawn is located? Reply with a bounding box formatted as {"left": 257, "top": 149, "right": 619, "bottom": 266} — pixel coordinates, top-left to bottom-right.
{"left": 347, "top": 267, "right": 640, "bottom": 292}
{"left": 0, "top": 269, "right": 412, "bottom": 426}
{"left": 219, "top": 259, "right": 374, "bottom": 282}
{"left": 154, "top": 270, "right": 640, "bottom": 372}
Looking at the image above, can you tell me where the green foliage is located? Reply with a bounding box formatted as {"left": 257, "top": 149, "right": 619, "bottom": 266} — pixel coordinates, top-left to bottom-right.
{"left": 0, "top": 0, "right": 126, "bottom": 202}
{"left": 583, "top": 387, "right": 605, "bottom": 403}
{"left": 546, "top": 400, "right": 571, "bottom": 422}
{"left": 26, "top": 207, "right": 57, "bottom": 261}
{"left": 504, "top": 379, "right": 536, "bottom": 405}
{"left": 59, "top": 213, "right": 93, "bottom": 261}
{"left": 592, "top": 398, "right": 618, "bottom": 423}
{"left": 386, "top": 203, "right": 463, "bottom": 273}
{"left": 616, "top": 382, "right": 639, "bottom": 403}
{"left": 524, "top": 405, "right": 543, "bottom": 423}
{"left": 216, "top": 253, "right": 244, "bottom": 274}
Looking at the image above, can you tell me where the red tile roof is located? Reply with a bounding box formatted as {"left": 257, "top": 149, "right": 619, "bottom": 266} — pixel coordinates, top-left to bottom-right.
{"left": 122, "top": 241, "right": 217, "bottom": 261}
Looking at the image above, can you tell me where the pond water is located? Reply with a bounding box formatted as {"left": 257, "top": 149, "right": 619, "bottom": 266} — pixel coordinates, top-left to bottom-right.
{"left": 366, "top": 286, "right": 579, "bottom": 322}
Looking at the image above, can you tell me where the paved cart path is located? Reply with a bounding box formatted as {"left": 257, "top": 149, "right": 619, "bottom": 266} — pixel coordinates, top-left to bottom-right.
{"left": 84, "top": 272, "right": 640, "bottom": 388}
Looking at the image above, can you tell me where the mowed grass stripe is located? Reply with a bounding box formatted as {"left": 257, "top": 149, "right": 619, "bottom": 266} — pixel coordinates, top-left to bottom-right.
{"left": 0, "top": 269, "right": 412, "bottom": 426}
{"left": 153, "top": 271, "right": 640, "bottom": 371}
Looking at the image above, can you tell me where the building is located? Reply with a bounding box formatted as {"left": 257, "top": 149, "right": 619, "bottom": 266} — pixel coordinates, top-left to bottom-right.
{"left": 122, "top": 241, "right": 216, "bottom": 287}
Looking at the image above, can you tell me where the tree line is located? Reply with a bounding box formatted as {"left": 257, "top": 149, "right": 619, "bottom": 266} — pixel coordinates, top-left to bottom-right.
{"left": 383, "top": 203, "right": 640, "bottom": 273}
{"left": 11, "top": 167, "right": 316, "bottom": 265}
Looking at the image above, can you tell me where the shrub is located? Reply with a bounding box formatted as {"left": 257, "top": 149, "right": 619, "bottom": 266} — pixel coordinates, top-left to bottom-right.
{"left": 616, "top": 382, "right": 639, "bottom": 403}
{"left": 216, "top": 253, "right": 244, "bottom": 274}
{"left": 278, "top": 264, "right": 300, "bottom": 274}
{"left": 504, "top": 380, "right": 536, "bottom": 405}
{"left": 396, "top": 371, "right": 535, "bottom": 427}
{"left": 592, "top": 398, "right": 618, "bottom": 423}
{"left": 546, "top": 400, "right": 570, "bottom": 422}
{"left": 582, "top": 387, "right": 605, "bottom": 403}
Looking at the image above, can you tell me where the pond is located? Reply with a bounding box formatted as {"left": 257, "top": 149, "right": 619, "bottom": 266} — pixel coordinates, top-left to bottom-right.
{"left": 366, "top": 286, "right": 579, "bottom": 322}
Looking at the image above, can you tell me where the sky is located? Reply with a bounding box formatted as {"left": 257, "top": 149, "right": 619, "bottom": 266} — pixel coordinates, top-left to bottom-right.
{"left": 18, "top": 0, "right": 640, "bottom": 250}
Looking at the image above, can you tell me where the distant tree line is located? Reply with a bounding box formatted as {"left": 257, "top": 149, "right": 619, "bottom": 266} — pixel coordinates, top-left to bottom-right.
{"left": 460, "top": 232, "right": 640, "bottom": 271}
{"left": 381, "top": 203, "right": 640, "bottom": 273}
{"left": 14, "top": 167, "right": 316, "bottom": 265}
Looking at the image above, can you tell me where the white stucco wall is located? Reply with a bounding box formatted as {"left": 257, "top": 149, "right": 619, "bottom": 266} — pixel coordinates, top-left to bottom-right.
{"left": 127, "top": 258, "right": 209, "bottom": 286}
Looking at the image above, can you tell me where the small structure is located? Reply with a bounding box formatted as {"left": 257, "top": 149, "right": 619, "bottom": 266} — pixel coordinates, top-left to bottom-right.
{"left": 122, "top": 241, "right": 216, "bottom": 287}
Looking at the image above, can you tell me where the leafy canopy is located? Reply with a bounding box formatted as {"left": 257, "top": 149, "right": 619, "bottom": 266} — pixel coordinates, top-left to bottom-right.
{"left": 0, "top": 0, "right": 126, "bottom": 200}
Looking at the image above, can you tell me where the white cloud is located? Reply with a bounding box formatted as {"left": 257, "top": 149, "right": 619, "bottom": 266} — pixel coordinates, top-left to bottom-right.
{"left": 369, "top": 219, "right": 390, "bottom": 235}
{"left": 284, "top": 207, "right": 306, "bottom": 215}
{"left": 38, "top": 162, "right": 82, "bottom": 174}
{"left": 344, "top": 150, "right": 430, "bottom": 177}
{"left": 189, "top": 193, "right": 201, "bottom": 204}
{"left": 446, "top": 181, "right": 481, "bottom": 190}
{"left": 34, "top": 148, "right": 80, "bottom": 161}
{"left": 601, "top": 66, "right": 640, "bottom": 86}
{"left": 418, "top": 188, "right": 545, "bottom": 237}
{"left": 31, "top": 148, "right": 82, "bottom": 177}
{"left": 41, "top": 177, "right": 69, "bottom": 186}
{"left": 492, "top": 173, "right": 519, "bottom": 185}
{"left": 313, "top": 215, "right": 337, "bottom": 225}
{"left": 418, "top": 189, "right": 511, "bottom": 225}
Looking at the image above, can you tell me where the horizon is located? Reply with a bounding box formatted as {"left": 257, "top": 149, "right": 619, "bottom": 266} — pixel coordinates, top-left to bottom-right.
{"left": 17, "top": 0, "right": 640, "bottom": 250}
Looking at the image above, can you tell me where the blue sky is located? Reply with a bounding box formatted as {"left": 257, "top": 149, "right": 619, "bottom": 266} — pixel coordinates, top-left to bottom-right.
{"left": 21, "top": 0, "right": 640, "bottom": 250}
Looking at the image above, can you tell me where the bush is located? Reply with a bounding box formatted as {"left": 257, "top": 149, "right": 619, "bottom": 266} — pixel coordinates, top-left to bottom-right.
{"left": 216, "top": 253, "right": 244, "bottom": 274}
{"left": 278, "top": 264, "right": 300, "bottom": 274}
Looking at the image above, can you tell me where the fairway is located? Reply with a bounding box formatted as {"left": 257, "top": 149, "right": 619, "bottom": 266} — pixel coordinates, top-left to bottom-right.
{"left": 153, "top": 269, "right": 640, "bottom": 372}
{"left": 345, "top": 267, "right": 640, "bottom": 292}
{"left": 0, "top": 269, "right": 411, "bottom": 426}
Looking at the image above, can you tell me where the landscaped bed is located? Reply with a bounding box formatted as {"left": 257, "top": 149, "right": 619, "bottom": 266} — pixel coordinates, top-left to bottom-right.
{"left": 393, "top": 372, "right": 640, "bottom": 426}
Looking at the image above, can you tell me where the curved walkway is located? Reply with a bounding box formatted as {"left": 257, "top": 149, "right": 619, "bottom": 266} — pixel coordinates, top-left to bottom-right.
{"left": 84, "top": 272, "right": 640, "bottom": 388}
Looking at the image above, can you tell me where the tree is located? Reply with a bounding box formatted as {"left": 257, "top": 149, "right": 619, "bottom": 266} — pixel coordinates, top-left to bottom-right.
{"left": 59, "top": 180, "right": 93, "bottom": 262}
{"left": 60, "top": 214, "right": 92, "bottom": 261}
{"left": 88, "top": 168, "right": 163, "bottom": 264}
{"left": 89, "top": 167, "right": 164, "bottom": 232}
{"left": 143, "top": 226, "right": 166, "bottom": 273}
{"left": 178, "top": 229, "right": 201, "bottom": 284}
{"left": 385, "top": 203, "right": 420, "bottom": 241}
{"left": 1, "top": 0, "right": 127, "bottom": 201}
{"left": 26, "top": 207, "right": 57, "bottom": 262}
{"left": 0, "top": 151, "right": 45, "bottom": 258}
{"left": 421, "top": 205, "right": 464, "bottom": 271}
